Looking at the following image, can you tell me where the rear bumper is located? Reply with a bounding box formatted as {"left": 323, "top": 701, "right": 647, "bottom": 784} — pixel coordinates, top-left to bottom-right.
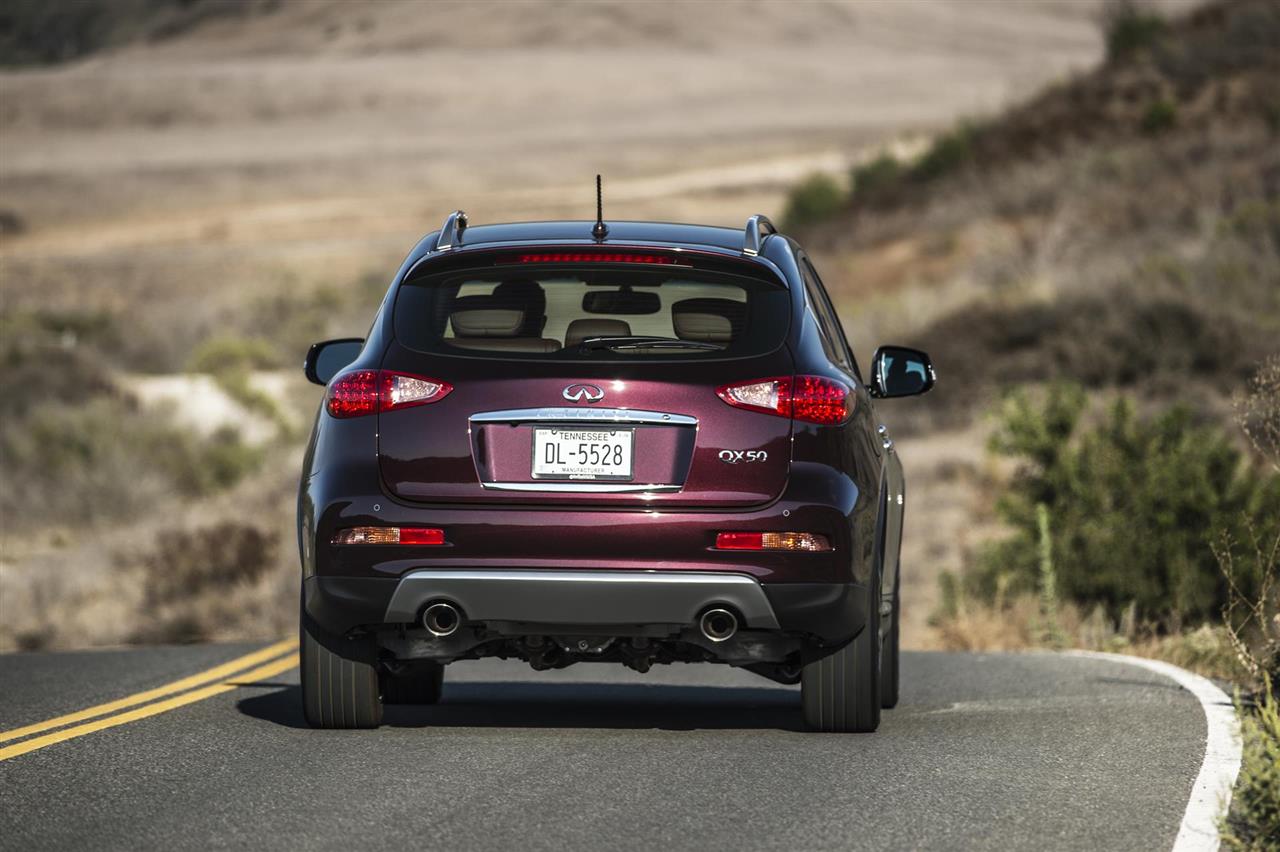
{"left": 301, "top": 451, "right": 872, "bottom": 589}
{"left": 304, "top": 572, "right": 866, "bottom": 647}
{"left": 300, "top": 448, "right": 877, "bottom": 650}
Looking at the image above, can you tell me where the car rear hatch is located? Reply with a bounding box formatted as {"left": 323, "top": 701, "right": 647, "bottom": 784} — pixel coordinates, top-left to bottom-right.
{"left": 372, "top": 247, "right": 795, "bottom": 509}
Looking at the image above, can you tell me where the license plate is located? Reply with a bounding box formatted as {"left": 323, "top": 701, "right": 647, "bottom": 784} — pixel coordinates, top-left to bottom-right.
{"left": 532, "top": 427, "right": 634, "bottom": 480}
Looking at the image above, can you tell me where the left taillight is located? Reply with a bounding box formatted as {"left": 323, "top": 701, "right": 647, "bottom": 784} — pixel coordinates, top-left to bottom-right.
{"left": 326, "top": 370, "right": 452, "bottom": 418}
{"left": 716, "top": 375, "right": 853, "bottom": 425}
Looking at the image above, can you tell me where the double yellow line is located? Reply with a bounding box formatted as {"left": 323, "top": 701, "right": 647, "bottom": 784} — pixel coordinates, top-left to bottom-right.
{"left": 0, "top": 638, "right": 299, "bottom": 762}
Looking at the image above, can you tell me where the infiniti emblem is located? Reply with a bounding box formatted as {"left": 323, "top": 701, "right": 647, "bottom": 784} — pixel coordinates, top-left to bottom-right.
{"left": 563, "top": 383, "right": 605, "bottom": 403}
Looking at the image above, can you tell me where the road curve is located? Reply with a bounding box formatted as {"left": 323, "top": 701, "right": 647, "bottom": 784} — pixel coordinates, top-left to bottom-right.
{"left": 0, "top": 645, "right": 1208, "bottom": 851}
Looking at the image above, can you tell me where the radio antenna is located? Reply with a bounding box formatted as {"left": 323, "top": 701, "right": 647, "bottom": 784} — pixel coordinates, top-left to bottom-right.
{"left": 592, "top": 174, "right": 609, "bottom": 240}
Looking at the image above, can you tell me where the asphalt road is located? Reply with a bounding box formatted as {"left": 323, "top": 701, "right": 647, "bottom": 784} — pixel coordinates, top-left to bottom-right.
{"left": 0, "top": 645, "right": 1207, "bottom": 851}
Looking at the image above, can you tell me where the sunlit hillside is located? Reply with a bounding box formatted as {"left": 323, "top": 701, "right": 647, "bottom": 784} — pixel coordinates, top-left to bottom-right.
{"left": 792, "top": 0, "right": 1279, "bottom": 641}
{"left": 0, "top": 0, "right": 1207, "bottom": 650}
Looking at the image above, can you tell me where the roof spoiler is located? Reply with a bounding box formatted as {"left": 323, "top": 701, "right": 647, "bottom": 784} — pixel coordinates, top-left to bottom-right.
{"left": 742, "top": 214, "right": 776, "bottom": 257}
{"left": 433, "top": 210, "right": 776, "bottom": 255}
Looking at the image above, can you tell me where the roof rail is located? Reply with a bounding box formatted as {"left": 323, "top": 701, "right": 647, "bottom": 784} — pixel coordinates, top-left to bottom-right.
{"left": 742, "top": 214, "right": 776, "bottom": 257}
{"left": 435, "top": 210, "right": 468, "bottom": 251}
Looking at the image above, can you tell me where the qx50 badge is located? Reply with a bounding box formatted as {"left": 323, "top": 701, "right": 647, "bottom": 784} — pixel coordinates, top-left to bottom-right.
{"left": 718, "top": 449, "right": 768, "bottom": 464}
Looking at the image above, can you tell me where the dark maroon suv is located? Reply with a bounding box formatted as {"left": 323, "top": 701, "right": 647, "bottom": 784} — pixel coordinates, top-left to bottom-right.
{"left": 299, "top": 212, "right": 934, "bottom": 732}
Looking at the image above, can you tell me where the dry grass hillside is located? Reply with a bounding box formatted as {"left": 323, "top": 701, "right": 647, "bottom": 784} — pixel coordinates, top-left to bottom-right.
{"left": 793, "top": 0, "right": 1279, "bottom": 643}
{"left": 0, "top": 0, "right": 1205, "bottom": 651}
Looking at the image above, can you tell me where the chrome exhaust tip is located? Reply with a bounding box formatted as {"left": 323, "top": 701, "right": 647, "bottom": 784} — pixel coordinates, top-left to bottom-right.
{"left": 699, "top": 607, "right": 738, "bottom": 643}
{"left": 422, "top": 602, "right": 462, "bottom": 637}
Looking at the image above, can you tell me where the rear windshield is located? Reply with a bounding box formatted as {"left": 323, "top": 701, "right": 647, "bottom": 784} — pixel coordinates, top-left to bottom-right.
{"left": 393, "top": 266, "right": 790, "bottom": 361}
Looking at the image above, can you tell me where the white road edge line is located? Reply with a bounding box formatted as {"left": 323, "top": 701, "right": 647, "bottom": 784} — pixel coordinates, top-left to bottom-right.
{"left": 1065, "top": 651, "right": 1243, "bottom": 852}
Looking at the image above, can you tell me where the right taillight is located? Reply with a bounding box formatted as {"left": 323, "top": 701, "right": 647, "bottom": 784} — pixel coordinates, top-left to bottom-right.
{"left": 716, "top": 375, "right": 853, "bottom": 425}
{"left": 327, "top": 370, "right": 452, "bottom": 418}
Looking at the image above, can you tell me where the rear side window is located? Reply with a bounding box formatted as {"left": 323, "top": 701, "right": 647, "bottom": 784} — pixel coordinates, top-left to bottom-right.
{"left": 393, "top": 266, "right": 790, "bottom": 361}
{"left": 800, "top": 258, "right": 859, "bottom": 379}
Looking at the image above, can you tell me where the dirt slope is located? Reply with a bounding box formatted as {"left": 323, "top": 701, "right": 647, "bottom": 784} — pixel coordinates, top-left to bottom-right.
{"left": 1, "top": 0, "right": 1198, "bottom": 245}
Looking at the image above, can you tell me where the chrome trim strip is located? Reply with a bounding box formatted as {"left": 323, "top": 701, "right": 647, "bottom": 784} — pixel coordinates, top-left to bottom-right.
{"left": 435, "top": 210, "right": 468, "bottom": 251}
{"left": 383, "top": 569, "right": 781, "bottom": 629}
{"left": 393, "top": 570, "right": 767, "bottom": 585}
{"left": 742, "top": 213, "right": 777, "bottom": 257}
{"left": 479, "top": 481, "right": 682, "bottom": 493}
{"left": 470, "top": 407, "right": 697, "bottom": 426}
{"left": 471, "top": 408, "right": 692, "bottom": 492}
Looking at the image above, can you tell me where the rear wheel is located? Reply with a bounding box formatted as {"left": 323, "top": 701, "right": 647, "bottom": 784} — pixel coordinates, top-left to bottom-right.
{"left": 880, "top": 581, "right": 900, "bottom": 709}
{"left": 300, "top": 607, "right": 383, "bottom": 729}
{"left": 801, "top": 583, "right": 881, "bottom": 733}
{"left": 381, "top": 664, "right": 444, "bottom": 705}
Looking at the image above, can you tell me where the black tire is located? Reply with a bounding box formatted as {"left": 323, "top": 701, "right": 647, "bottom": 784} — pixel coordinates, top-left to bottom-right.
{"left": 880, "top": 582, "right": 900, "bottom": 709}
{"left": 381, "top": 664, "right": 444, "bottom": 705}
{"left": 300, "top": 607, "right": 383, "bottom": 729}
{"left": 801, "top": 583, "right": 881, "bottom": 733}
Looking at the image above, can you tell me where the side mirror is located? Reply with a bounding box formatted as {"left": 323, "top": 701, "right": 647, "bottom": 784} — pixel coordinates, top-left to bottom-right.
{"left": 304, "top": 338, "right": 364, "bottom": 386}
{"left": 870, "top": 345, "right": 935, "bottom": 398}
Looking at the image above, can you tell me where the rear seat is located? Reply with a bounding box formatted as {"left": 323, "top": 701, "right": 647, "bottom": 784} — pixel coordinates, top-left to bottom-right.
{"left": 448, "top": 307, "right": 561, "bottom": 353}
{"left": 672, "top": 298, "right": 744, "bottom": 344}
{"left": 564, "top": 318, "right": 632, "bottom": 348}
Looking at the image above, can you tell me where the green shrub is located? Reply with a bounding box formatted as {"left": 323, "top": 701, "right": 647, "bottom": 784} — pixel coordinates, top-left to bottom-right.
{"left": 785, "top": 121, "right": 980, "bottom": 219}
{"left": 236, "top": 271, "right": 387, "bottom": 366}
{"left": 907, "top": 293, "right": 1273, "bottom": 432}
{"left": 850, "top": 153, "right": 903, "bottom": 199}
{"left": 0, "top": 396, "right": 263, "bottom": 528}
{"left": 970, "top": 384, "right": 1280, "bottom": 628}
{"left": 141, "top": 520, "right": 277, "bottom": 607}
{"left": 1141, "top": 99, "right": 1178, "bottom": 134}
{"left": 167, "top": 425, "right": 265, "bottom": 496}
{"left": 187, "top": 335, "right": 291, "bottom": 431}
{"left": 1219, "top": 199, "right": 1280, "bottom": 252}
{"left": 1220, "top": 358, "right": 1280, "bottom": 686}
{"left": 910, "top": 122, "right": 980, "bottom": 184}
{"left": 1222, "top": 679, "right": 1280, "bottom": 850}
{"left": 0, "top": 336, "right": 117, "bottom": 419}
{"left": 242, "top": 281, "right": 342, "bottom": 362}
{"left": 123, "top": 519, "right": 281, "bottom": 644}
{"left": 1263, "top": 99, "right": 1280, "bottom": 134}
{"left": 1102, "top": 0, "right": 1169, "bottom": 63}
{"left": 1036, "top": 503, "right": 1067, "bottom": 647}
{"left": 187, "top": 335, "right": 278, "bottom": 375}
{"left": 781, "top": 173, "right": 846, "bottom": 230}
{"left": 0, "top": 0, "right": 258, "bottom": 67}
